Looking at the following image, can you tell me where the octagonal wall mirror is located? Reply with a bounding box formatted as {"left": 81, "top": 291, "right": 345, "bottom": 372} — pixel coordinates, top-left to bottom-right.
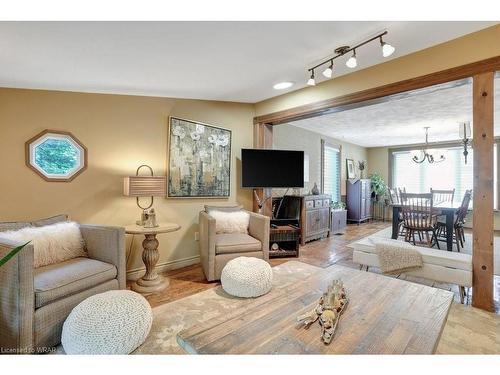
{"left": 25, "top": 129, "right": 88, "bottom": 182}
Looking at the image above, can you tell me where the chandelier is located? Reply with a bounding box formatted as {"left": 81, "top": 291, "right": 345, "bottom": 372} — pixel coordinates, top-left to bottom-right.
{"left": 412, "top": 127, "right": 446, "bottom": 164}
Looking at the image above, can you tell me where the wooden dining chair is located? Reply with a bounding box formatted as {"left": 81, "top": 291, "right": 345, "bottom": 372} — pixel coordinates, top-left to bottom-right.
{"left": 389, "top": 187, "right": 406, "bottom": 238}
{"left": 388, "top": 187, "right": 400, "bottom": 204}
{"left": 430, "top": 188, "right": 455, "bottom": 205}
{"left": 437, "top": 190, "right": 472, "bottom": 252}
{"left": 400, "top": 192, "right": 440, "bottom": 248}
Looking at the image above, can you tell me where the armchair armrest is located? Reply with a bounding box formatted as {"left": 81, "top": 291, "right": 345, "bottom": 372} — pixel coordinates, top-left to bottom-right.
{"left": 0, "top": 237, "right": 34, "bottom": 353}
{"left": 79, "top": 225, "right": 126, "bottom": 289}
{"left": 248, "top": 212, "right": 270, "bottom": 260}
{"left": 199, "top": 211, "right": 216, "bottom": 281}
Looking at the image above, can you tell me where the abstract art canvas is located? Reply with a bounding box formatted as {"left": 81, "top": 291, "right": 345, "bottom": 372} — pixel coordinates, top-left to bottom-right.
{"left": 168, "top": 117, "right": 231, "bottom": 198}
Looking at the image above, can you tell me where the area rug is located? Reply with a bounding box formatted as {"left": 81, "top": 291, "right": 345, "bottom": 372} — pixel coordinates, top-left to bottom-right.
{"left": 133, "top": 260, "right": 321, "bottom": 354}
{"left": 367, "top": 226, "right": 500, "bottom": 276}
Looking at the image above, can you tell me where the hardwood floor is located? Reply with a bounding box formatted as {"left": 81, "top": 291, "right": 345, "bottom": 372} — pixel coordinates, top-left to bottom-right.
{"left": 127, "top": 221, "right": 500, "bottom": 354}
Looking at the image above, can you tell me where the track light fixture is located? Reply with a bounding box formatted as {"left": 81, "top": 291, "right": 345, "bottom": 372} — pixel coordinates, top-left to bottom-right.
{"left": 307, "top": 70, "right": 316, "bottom": 86}
{"left": 306, "top": 31, "right": 395, "bottom": 85}
{"left": 322, "top": 60, "right": 334, "bottom": 78}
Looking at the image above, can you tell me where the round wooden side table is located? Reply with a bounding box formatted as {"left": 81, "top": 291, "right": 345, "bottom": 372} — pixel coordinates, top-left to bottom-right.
{"left": 125, "top": 222, "right": 181, "bottom": 294}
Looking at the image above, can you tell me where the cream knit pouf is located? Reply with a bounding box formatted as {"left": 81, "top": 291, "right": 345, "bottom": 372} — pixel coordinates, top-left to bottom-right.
{"left": 61, "top": 290, "right": 153, "bottom": 354}
{"left": 221, "top": 257, "right": 273, "bottom": 298}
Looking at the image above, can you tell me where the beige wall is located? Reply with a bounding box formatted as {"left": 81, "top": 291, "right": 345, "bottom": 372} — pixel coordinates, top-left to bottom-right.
{"left": 255, "top": 24, "right": 500, "bottom": 116}
{"left": 0, "top": 88, "right": 254, "bottom": 278}
{"left": 273, "top": 124, "right": 367, "bottom": 197}
{"left": 367, "top": 147, "right": 389, "bottom": 183}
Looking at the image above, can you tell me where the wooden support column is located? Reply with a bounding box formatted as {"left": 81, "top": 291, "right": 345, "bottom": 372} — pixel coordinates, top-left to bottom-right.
{"left": 253, "top": 123, "right": 273, "bottom": 216}
{"left": 472, "top": 72, "right": 494, "bottom": 311}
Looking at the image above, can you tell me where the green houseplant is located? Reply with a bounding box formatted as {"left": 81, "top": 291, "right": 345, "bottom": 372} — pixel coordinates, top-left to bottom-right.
{"left": 331, "top": 201, "right": 346, "bottom": 210}
{"left": 369, "top": 173, "right": 388, "bottom": 201}
{"left": 0, "top": 242, "right": 30, "bottom": 268}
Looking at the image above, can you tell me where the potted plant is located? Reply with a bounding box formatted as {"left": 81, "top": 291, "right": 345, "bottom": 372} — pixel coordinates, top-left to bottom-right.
{"left": 331, "top": 201, "right": 346, "bottom": 211}
{"left": 369, "top": 173, "right": 388, "bottom": 201}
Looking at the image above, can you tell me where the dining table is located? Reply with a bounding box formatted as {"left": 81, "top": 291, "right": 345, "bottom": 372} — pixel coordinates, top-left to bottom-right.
{"left": 391, "top": 201, "right": 463, "bottom": 251}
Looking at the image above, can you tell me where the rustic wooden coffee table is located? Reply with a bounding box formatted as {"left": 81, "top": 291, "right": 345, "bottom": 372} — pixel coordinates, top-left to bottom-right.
{"left": 177, "top": 265, "right": 453, "bottom": 354}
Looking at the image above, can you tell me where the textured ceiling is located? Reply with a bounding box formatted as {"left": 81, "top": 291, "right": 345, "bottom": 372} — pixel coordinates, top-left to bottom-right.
{"left": 0, "top": 21, "right": 496, "bottom": 102}
{"left": 286, "top": 76, "right": 500, "bottom": 148}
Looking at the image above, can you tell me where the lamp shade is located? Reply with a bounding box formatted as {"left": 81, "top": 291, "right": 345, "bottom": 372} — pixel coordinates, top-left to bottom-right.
{"left": 123, "top": 176, "right": 166, "bottom": 197}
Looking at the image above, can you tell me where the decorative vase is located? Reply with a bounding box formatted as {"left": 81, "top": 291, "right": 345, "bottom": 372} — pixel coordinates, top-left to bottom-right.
{"left": 311, "top": 183, "right": 320, "bottom": 195}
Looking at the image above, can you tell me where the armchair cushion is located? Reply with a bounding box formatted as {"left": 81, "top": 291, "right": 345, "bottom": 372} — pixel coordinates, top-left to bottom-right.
{"left": 0, "top": 221, "right": 87, "bottom": 268}
{"left": 204, "top": 204, "right": 243, "bottom": 214}
{"left": 34, "top": 257, "right": 117, "bottom": 308}
{"left": 209, "top": 210, "right": 250, "bottom": 234}
{"left": 215, "top": 233, "right": 261, "bottom": 255}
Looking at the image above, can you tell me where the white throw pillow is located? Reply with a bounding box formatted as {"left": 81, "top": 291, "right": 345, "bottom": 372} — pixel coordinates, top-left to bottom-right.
{"left": 0, "top": 221, "right": 87, "bottom": 268}
{"left": 209, "top": 210, "right": 250, "bottom": 234}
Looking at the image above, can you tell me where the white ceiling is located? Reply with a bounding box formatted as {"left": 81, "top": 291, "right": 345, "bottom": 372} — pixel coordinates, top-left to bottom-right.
{"left": 0, "top": 21, "right": 496, "bottom": 103}
{"left": 286, "top": 76, "right": 500, "bottom": 148}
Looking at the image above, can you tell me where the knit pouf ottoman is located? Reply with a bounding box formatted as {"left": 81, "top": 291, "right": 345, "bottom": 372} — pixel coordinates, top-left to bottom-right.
{"left": 221, "top": 257, "right": 273, "bottom": 298}
{"left": 61, "top": 290, "right": 153, "bottom": 354}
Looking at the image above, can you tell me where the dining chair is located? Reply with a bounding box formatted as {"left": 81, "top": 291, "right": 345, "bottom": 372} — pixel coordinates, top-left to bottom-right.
{"left": 400, "top": 192, "right": 440, "bottom": 248}
{"left": 430, "top": 188, "right": 455, "bottom": 205}
{"left": 389, "top": 187, "right": 405, "bottom": 238}
{"left": 437, "top": 190, "right": 472, "bottom": 252}
{"left": 388, "top": 187, "right": 400, "bottom": 204}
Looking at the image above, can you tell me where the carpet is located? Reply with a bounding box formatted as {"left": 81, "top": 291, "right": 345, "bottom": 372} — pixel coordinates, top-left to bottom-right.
{"left": 133, "top": 260, "right": 321, "bottom": 354}
{"left": 368, "top": 226, "right": 500, "bottom": 276}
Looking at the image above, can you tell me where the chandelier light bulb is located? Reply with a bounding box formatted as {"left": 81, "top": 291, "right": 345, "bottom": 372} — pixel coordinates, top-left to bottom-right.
{"left": 346, "top": 50, "right": 357, "bottom": 68}
{"left": 307, "top": 71, "right": 316, "bottom": 86}
{"left": 322, "top": 61, "right": 333, "bottom": 78}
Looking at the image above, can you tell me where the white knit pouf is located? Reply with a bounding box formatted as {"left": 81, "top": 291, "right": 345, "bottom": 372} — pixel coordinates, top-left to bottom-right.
{"left": 61, "top": 290, "right": 153, "bottom": 354}
{"left": 221, "top": 257, "right": 273, "bottom": 298}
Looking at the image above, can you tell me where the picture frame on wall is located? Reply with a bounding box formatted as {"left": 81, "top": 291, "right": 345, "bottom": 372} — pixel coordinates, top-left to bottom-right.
{"left": 346, "top": 158, "right": 356, "bottom": 179}
{"left": 167, "top": 117, "right": 231, "bottom": 198}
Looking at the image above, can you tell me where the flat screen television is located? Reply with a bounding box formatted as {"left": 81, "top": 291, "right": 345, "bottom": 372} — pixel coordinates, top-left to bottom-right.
{"left": 241, "top": 149, "right": 304, "bottom": 188}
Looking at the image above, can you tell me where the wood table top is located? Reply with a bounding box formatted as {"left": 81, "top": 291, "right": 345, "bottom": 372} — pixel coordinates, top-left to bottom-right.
{"left": 125, "top": 222, "right": 181, "bottom": 235}
{"left": 177, "top": 265, "right": 453, "bottom": 354}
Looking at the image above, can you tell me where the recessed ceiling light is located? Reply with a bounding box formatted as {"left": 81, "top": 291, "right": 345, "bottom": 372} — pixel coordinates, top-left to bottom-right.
{"left": 273, "top": 81, "right": 294, "bottom": 90}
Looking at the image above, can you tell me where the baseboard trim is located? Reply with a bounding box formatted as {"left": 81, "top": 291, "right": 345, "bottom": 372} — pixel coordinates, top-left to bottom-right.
{"left": 126, "top": 255, "right": 201, "bottom": 281}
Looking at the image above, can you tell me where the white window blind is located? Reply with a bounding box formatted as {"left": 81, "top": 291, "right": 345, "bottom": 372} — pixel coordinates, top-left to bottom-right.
{"left": 392, "top": 145, "right": 498, "bottom": 207}
{"left": 322, "top": 143, "right": 341, "bottom": 203}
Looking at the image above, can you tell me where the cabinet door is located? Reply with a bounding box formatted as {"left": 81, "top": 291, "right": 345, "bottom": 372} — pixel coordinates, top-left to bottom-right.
{"left": 365, "top": 199, "right": 371, "bottom": 219}
{"left": 306, "top": 210, "right": 319, "bottom": 233}
{"left": 319, "top": 208, "right": 330, "bottom": 231}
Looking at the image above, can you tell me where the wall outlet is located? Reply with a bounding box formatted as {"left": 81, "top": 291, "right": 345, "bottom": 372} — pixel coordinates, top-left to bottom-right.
{"left": 194, "top": 231, "right": 199, "bottom": 241}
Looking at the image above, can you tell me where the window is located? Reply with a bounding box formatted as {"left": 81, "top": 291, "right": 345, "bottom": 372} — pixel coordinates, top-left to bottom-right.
{"left": 26, "top": 130, "right": 87, "bottom": 181}
{"left": 321, "top": 141, "right": 341, "bottom": 203}
{"left": 391, "top": 144, "right": 498, "bottom": 207}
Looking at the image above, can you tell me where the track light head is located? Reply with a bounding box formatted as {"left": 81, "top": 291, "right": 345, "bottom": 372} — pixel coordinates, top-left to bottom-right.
{"left": 380, "top": 36, "right": 395, "bottom": 57}
{"left": 346, "top": 50, "right": 357, "bottom": 68}
{"left": 307, "top": 70, "right": 316, "bottom": 86}
{"left": 322, "top": 60, "right": 333, "bottom": 78}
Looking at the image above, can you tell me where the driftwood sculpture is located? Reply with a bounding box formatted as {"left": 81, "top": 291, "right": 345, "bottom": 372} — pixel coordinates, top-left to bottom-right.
{"left": 297, "top": 279, "right": 348, "bottom": 344}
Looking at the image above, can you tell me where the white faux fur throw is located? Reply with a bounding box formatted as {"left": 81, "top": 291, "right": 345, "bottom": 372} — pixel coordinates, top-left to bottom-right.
{"left": 0, "top": 221, "right": 87, "bottom": 268}
{"left": 209, "top": 210, "right": 250, "bottom": 234}
{"left": 375, "top": 239, "right": 423, "bottom": 275}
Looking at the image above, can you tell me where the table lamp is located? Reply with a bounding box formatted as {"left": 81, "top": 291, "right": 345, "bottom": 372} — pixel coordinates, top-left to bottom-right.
{"left": 123, "top": 165, "right": 166, "bottom": 227}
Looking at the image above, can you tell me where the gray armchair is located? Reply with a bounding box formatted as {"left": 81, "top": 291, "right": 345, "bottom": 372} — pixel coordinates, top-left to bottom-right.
{"left": 0, "top": 215, "right": 125, "bottom": 353}
{"left": 199, "top": 206, "right": 270, "bottom": 281}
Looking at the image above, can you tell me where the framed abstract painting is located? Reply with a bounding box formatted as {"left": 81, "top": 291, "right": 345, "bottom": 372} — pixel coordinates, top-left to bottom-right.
{"left": 168, "top": 117, "right": 231, "bottom": 198}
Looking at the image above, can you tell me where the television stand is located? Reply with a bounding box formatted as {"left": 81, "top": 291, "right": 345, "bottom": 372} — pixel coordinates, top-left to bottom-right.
{"left": 269, "top": 224, "right": 300, "bottom": 258}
